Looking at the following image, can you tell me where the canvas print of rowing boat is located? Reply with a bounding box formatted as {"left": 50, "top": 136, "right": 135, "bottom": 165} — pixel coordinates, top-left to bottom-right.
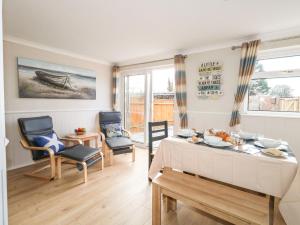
{"left": 17, "top": 57, "right": 96, "bottom": 99}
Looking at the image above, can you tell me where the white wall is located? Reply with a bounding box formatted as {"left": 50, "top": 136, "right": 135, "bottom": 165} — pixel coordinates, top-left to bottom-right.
{"left": 183, "top": 47, "right": 300, "bottom": 158}
{"left": 4, "top": 41, "right": 112, "bottom": 170}
{"left": 185, "top": 48, "right": 240, "bottom": 130}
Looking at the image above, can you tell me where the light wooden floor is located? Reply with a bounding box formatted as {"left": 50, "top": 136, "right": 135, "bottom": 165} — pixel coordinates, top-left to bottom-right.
{"left": 8, "top": 149, "right": 286, "bottom": 225}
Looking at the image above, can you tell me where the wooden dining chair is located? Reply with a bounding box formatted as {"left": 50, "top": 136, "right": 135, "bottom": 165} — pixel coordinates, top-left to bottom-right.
{"left": 148, "top": 121, "right": 168, "bottom": 169}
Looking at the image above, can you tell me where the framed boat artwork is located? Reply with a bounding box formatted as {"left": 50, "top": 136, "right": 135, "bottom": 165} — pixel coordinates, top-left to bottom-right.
{"left": 17, "top": 57, "right": 96, "bottom": 99}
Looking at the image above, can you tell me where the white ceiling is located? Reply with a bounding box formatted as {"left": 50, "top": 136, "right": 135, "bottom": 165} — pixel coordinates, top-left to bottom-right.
{"left": 3, "top": 0, "right": 300, "bottom": 64}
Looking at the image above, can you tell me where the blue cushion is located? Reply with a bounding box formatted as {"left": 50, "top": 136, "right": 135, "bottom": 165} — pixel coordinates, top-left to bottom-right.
{"left": 106, "top": 136, "right": 133, "bottom": 149}
{"left": 103, "top": 123, "right": 123, "bottom": 138}
{"left": 33, "top": 132, "right": 65, "bottom": 154}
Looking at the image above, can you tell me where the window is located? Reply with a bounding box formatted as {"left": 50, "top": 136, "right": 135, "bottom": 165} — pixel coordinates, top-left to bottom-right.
{"left": 247, "top": 52, "right": 300, "bottom": 114}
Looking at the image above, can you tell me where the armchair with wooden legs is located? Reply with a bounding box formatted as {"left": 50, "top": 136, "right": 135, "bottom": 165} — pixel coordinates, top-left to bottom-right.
{"left": 18, "top": 116, "right": 103, "bottom": 182}
{"left": 98, "top": 111, "right": 135, "bottom": 166}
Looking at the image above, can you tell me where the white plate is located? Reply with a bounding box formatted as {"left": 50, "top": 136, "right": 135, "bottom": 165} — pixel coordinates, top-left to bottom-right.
{"left": 177, "top": 130, "right": 196, "bottom": 138}
{"left": 261, "top": 149, "right": 288, "bottom": 158}
{"left": 178, "top": 133, "right": 195, "bottom": 138}
{"left": 258, "top": 138, "right": 281, "bottom": 148}
{"left": 204, "top": 140, "right": 233, "bottom": 148}
{"left": 187, "top": 138, "right": 203, "bottom": 144}
{"left": 254, "top": 141, "right": 289, "bottom": 152}
{"left": 254, "top": 141, "right": 266, "bottom": 148}
{"left": 239, "top": 135, "right": 257, "bottom": 140}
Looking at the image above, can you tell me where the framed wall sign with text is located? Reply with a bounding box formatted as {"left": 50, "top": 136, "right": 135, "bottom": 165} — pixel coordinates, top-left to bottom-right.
{"left": 198, "top": 61, "right": 223, "bottom": 98}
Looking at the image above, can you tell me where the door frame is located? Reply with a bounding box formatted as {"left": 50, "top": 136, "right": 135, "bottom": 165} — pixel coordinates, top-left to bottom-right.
{"left": 0, "top": 0, "right": 8, "bottom": 223}
{"left": 121, "top": 65, "right": 174, "bottom": 147}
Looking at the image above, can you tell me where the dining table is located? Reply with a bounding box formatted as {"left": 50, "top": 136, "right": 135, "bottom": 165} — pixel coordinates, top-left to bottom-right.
{"left": 149, "top": 136, "right": 299, "bottom": 224}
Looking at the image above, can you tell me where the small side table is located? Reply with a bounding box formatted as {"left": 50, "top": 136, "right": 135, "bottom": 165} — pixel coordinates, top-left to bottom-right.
{"left": 66, "top": 132, "right": 100, "bottom": 148}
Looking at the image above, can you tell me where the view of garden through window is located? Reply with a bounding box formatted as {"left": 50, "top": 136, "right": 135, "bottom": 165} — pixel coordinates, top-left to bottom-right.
{"left": 248, "top": 55, "right": 300, "bottom": 112}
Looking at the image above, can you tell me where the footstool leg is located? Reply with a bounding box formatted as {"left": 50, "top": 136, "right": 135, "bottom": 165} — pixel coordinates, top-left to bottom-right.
{"left": 100, "top": 152, "right": 104, "bottom": 171}
{"left": 81, "top": 162, "right": 87, "bottom": 183}
{"left": 57, "top": 156, "right": 62, "bottom": 179}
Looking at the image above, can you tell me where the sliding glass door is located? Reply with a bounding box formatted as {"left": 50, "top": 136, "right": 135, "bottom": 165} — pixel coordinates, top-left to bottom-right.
{"left": 151, "top": 68, "right": 175, "bottom": 137}
{"left": 124, "top": 67, "right": 174, "bottom": 145}
{"left": 125, "top": 73, "right": 148, "bottom": 143}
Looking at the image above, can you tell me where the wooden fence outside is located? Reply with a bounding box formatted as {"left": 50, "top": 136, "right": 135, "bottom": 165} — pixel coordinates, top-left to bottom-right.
{"left": 279, "top": 97, "right": 300, "bottom": 112}
{"left": 249, "top": 95, "right": 300, "bottom": 112}
{"left": 128, "top": 96, "right": 175, "bottom": 132}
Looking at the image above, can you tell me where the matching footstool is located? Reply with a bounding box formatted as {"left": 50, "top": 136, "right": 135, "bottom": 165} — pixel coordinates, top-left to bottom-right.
{"left": 57, "top": 144, "right": 103, "bottom": 183}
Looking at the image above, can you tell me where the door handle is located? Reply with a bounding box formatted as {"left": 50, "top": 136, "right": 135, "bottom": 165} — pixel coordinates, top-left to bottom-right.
{"left": 4, "top": 138, "right": 9, "bottom": 147}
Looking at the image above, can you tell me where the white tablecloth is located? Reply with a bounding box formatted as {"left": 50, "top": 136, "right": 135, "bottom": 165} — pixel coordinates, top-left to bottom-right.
{"left": 149, "top": 137, "right": 300, "bottom": 224}
{"left": 149, "top": 137, "right": 297, "bottom": 197}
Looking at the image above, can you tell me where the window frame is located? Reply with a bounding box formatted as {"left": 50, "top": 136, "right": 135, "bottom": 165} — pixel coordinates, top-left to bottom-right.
{"left": 243, "top": 47, "right": 300, "bottom": 118}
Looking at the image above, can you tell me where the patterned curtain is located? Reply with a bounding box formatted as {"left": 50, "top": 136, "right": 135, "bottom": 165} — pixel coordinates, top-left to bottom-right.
{"left": 229, "top": 40, "right": 261, "bottom": 127}
{"left": 112, "top": 65, "right": 120, "bottom": 111}
{"left": 174, "top": 54, "right": 188, "bottom": 128}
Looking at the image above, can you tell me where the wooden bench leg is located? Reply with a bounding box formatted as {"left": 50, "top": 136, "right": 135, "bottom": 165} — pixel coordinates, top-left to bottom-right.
{"left": 166, "top": 196, "right": 177, "bottom": 212}
{"left": 57, "top": 156, "right": 62, "bottom": 179}
{"left": 152, "top": 183, "right": 161, "bottom": 225}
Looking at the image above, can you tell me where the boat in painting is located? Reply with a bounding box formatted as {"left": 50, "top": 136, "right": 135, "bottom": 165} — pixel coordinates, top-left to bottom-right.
{"left": 35, "top": 70, "right": 74, "bottom": 90}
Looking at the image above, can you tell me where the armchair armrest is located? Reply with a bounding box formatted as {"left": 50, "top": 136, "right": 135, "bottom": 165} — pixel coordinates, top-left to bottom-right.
{"left": 98, "top": 131, "right": 106, "bottom": 142}
{"left": 20, "top": 139, "right": 55, "bottom": 156}
{"left": 122, "top": 129, "right": 132, "bottom": 138}
{"left": 97, "top": 127, "right": 106, "bottom": 141}
{"left": 20, "top": 139, "right": 48, "bottom": 151}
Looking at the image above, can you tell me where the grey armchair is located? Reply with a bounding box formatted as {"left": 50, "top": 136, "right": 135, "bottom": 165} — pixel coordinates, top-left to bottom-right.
{"left": 98, "top": 111, "right": 135, "bottom": 166}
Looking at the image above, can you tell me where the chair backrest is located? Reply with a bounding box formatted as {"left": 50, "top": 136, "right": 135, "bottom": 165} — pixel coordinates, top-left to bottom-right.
{"left": 99, "top": 111, "right": 122, "bottom": 137}
{"left": 148, "top": 121, "right": 168, "bottom": 168}
{"left": 18, "top": 116, "right": 54, "bottom": 160}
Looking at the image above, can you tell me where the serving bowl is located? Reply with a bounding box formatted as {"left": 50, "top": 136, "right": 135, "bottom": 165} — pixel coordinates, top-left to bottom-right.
{"left": 239, "top": 131, "right": 257, "bottom": 140}
{"left": 177, "top": 129, "right": 196, "bottom": 137}
{"left": 204, "top": 135, "right": 222, "bottom": 145}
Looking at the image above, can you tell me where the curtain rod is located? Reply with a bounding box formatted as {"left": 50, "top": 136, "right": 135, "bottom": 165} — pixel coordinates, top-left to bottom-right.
{"left": 231, "top": 35, "right": 300, "bottom": 50}
{"left": 119, "top": 55, "right": 187, "bottom": 68}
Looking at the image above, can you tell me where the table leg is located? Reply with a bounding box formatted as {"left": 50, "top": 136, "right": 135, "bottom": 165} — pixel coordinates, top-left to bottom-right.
{"left": 83, "top": 140, "right": 91, "bottom": 147}
{"left": 95, "top": 136, "right": 100, "bottom": 148}
{"left": 152, "top": 183, "right": 161, "bottom": 225}
{"left": 132, "top": 145, "right": 135, "bottom": 162}
{"left": 269, "top": 195, "right": 275, "bottom": 225}
{"left": 166, "top": 196, "right": 177, "bottom": 212}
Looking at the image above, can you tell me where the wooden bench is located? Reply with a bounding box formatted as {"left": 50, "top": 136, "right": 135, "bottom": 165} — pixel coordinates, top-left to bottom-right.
{"left": 152, "top": 168, "right": 271, "bottom": 225}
